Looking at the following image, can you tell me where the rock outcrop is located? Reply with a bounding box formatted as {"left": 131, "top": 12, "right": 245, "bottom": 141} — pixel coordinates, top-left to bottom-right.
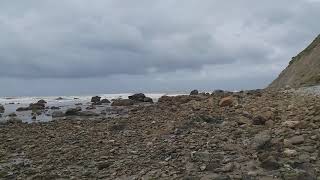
{"left": 269, "top": 34, "right": 320, "bottom": 89}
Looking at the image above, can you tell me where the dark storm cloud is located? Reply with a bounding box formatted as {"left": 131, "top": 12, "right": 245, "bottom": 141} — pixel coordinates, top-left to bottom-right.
{"left": 1, "top": 0, "right": 319, "bottom": 79}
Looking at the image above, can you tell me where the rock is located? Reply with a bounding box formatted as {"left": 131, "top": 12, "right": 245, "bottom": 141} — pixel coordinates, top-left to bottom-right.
{"left": 55, "top": 97, "right": 64, "bottom": 100}
{"left": 101, "top": 99, "right": 111, "bottom": 104}
{"left": 252, "top": 131, "right": 271, "bottom": 149}
{"left": 260, "top": 156, "right": 281, "bottom": 170}
{"left": 252, "top": 115, "right": 267, "bottom": 125}
{"left": 286, "top": 135, "right": 305, "bottom": 145}
{"left": 128, "top": 93, "right": 146, "bottom": 102}
{"left": 190, "top": 90, "right": 199, "bottom": 95}
{"left": 0, "top": 104, "right": 4, "bottom": 113}
{"left": 191, "top": 151, "right": 212, "bottom": 162}
{"left": 284, "top": 148, "right": 298, "bottom": 157}
{"left": 282, "top": 121, "right": 301, "bottom": 128}
{"left": 77, "top": 111, "right": 99, "bottom": 117}
{"left": 52, "top": 111, "right": 65, "bottom": 118}
{"left": 29, "top": 103, "right": 45, "bottom": 110}
{"left": 143, "top": 97, "right": 154, "bottom": 103}
{"left": 37, "top": 99, "right": 47, "bottom": 104}
{"left": 7, "top": 117, "right": 23, "bottom": 124}
{"left": 91, "top": 96, "right": 101, "bottom": 103}
{"left": 219, "top": 96, "right": 233, "bottom": 107}
{"left": 16, "top": 106, "right": 30, "bottom": 111}
{"left": 111, "top": 99, "right": 134, "bottom": 106}
{"left": 8, "top": 113, "right": 17, "bottom": 117}
{"left": 50, "top": 106, "right": 60, "bottom": 110}
{"left": 65, "top": 107, "right": 82, "bottom": 116}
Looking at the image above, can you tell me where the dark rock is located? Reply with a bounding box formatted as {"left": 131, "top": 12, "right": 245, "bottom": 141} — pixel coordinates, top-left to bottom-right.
{"left": 260, "top": 156, "right": 281, "bottom": 170}
{"left": 50, "top": 106, "right": 60, "bottom": 110}
{"left": 65, "top": 107, "right": 82, "bottom": 116}
{"left": 37, "top": 99, "right": 47, "bottom": 104}
{"left": 77, "top": 111, "right": 99, "bottom": 117}
{"left": 32, "top": 116, "right": 36, "bottom": 120}
{"left": 8, "top": 113, "right": 17, "bottom": 117}
{"left": 52, "top": 111, "right": 65, "bottom": 118}
{"left": 101, "top": 99, "right": 111, "bottom": 104}
{"left": 16, "top": 107, "right": 30, "bottom": 111}
{"left": 29, "top": 103, "right": 45, "bottom": 110}
{"left": 55, "top": 97, "right": 64, "bottom": 100}
{"left": 0, "top": 104, "right": 4, "bottom": 113}
{"left": 128, "top": 93, "right": 146, "bottom": 102}
{"left": 252, "top": 131, "right": 271, "bottom": 150}
{"left": 190, "top": 90, "right": 199, "bottom": 95}
{"left": 143, "top": 97, "right": 153, "bottom": 103}
{"left": 91, "top": 96, "right": 101, "bottom": 103}
{"left": 7, "top": 117, "right": 23, "bottom": 124}
{"left": 111, "top": 99, "right": 134, "bottom": 106}
{"left": 252, "top": 115, "right": 267, "bottom": 125}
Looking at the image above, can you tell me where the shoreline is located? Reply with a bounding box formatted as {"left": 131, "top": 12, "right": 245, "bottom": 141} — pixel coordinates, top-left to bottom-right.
{"left": 1, "top": 89, "right": 320, "bottom": 179}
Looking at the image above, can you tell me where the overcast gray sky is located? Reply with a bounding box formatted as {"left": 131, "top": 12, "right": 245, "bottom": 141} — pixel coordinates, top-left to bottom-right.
{"left": 0, "top": 0, "right": 319, "bottom": 96}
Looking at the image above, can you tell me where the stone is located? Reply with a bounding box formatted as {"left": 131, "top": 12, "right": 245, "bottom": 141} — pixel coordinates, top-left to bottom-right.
{"left": 91, "top": 96, "right": 101, "bottom": 103}
{"left": 111, "top": 99, "right": 134, "bottom": 106}
{"left": 252, "top": 115, "right": 267, "bottom": 125}
{"left": 52, "top": 111, "right": 65, "bottom": 118}
{"left": 77, "top": 111, "right": 99, "bottom": 117}
{"left": 260, "top": 156, "right": 280, "bottom": 170}
{"left": 219, "top": 96, "right": 233, "bottom": 107}
{"left": 0, "top": 104, "right": 4, "bottom": 113}
{"left": 101, "top": 99, "right": 111, "bottom": 104}
{"left": 50, "top": 106, "right": 60, "bottom": 110}
{"left": 252, "top": 131, "right": 271, "bottom": 149}
{"left": 128, "top": 93, "right": 146, "bottom": 102}
{"left": 282, "top": 121, "right": 301, "bottom": 128}
{"left": 286, "top": 135, "right": 305, "bottom": 145}
{"left": 65, "top": 107, "right": 82, "bottom": 116}
{"left": 8, "top": 113, "right": 17, "bottom": 117}
{"left": 143, "top": 97, "right": 154, "bottom": 103}
{"left": 284, "top": 148, "right": 298, "bottom": 157}
{"left": 55, "top": 97, "right": 64, "bottom": 100}
{"left": 16, "top": 107, "right": 31, "bottom": 111}
{"left": 37, "top": 99, "right": 47, "bottom": 104}
{"left": 7, "top": 117, "right": 23, "bottom": 124}
{"left": 190, "top": 90, "right": 199, "bottom": 95}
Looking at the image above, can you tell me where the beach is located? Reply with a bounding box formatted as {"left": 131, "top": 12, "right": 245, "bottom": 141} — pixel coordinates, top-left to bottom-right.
{"left": 1, "top": 89, "right": 320, "bottom": 179}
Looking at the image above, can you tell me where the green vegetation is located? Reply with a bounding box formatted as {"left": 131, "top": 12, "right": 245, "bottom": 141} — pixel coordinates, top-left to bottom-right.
{"left": 289, "top": 34, "right": 320, "bottom": 66}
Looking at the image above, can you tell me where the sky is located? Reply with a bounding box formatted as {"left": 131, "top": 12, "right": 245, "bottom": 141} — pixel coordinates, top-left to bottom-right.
{"left": 0, "top": 0, "right": 320, "bottom": 96}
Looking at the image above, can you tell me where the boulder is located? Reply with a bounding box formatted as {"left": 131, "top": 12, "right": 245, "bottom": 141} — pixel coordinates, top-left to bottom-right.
{"left": 37, "top": 99, "right": 47, "bottom": 104}
{"left": 101, "top": 99, "right": 111, "bottom": 104}
{"left": 77, "top": 111, "right": 99, "bottom": 117}
{"left": 111, "top": 99, "right": 135, "bottom": 106}
{"left": 252, "top": 115, "right": 267, "bottom": 125}
{"left": 143, "top": 97, "right": 153, "bottom": 103}
{"left": 91, "top": 96, "right": 101, "bottom": 103}
{"left": 65, "top": 107, "right": 82, "bottom": 116}
{"left": 190, "top": 89, "right": 199, "bottom": 95}
{"left": 16, "top": 107, "right": 31, "bottom": 111}
{"left": 252, "top": 131, "right": 271, "bottom": 149}
{"left": 52, "top": 111, "right": 65, "bottom": 118}
{"left": 8, "top": 113, "right": 17, "bottom": 117}
{"left": 285, "top": 135, "right": 305, "bottom": 145}
{"left": 128, "top": 93, "right": 146, "bottom": 102}
{"left": 50, "top": 106, "right": 61, "bottom": 110}
{"left": 1, "top": 117, "right": 23, "bottom": 124}
{"left": 219, "top": 96, "right": 233, "bottom": 107}
{"left": 29, "top": 102, "right": 45, "bottom": 110}
{"left": 55, "top": 97, "right": 64, "bottom": 100}
{"left": 0, "top": 104, "right": 4, "bottom": 113}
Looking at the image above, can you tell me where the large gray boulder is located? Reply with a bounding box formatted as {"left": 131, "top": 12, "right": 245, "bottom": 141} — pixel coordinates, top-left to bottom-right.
{"left": 0, "top": 104, "right": 4, "bottom": 113}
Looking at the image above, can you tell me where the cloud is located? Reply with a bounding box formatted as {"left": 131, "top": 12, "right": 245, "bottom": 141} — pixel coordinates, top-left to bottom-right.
{"left": 0, "top": 0, "right": 319, "bottom": 95}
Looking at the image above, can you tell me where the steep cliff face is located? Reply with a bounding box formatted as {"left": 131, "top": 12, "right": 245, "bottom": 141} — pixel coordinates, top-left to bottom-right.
{"left": 269, "top": 34, "right": 320, "bottom": 89}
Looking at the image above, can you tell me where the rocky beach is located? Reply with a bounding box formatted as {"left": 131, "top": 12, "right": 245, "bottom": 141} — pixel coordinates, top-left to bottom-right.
{"left": 1, "top": 88, "right": 320, "bottom": 179}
